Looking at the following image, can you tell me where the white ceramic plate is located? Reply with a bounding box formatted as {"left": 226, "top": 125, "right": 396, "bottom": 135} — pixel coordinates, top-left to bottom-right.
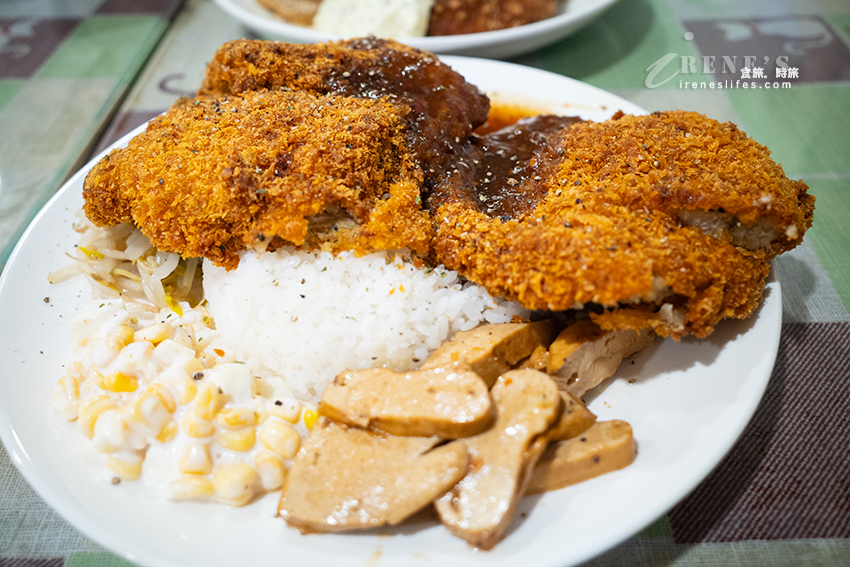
{"left": 0, "top": 58, "right": 780, "bottom": 567}
{"left": 212, "top": 0, "right": 621, "bottom": 58}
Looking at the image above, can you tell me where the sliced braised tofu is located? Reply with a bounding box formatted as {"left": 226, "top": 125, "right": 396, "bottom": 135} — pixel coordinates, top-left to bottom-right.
{"left": 422, "top": 320, "right": 557, "bottom": 386}
{"left": 516, "top": 344, "right": 549, "bottom": 371}
{"left": 527, "top": 420, "right": 636, "bottom": 495}
{"left": 279, "top": 417, "right": 468, "bottom": 533}
{"left": 320, "top": 364, "right": 493, "bottom": 438}
{"left": 546, "top": 391, "right": 596, "bottom": 442}
{"left": 547, "top": 319, "right": 655, "bottom": 397}
{"left": 434, "top": 369, "right": 560, "bottom": 550}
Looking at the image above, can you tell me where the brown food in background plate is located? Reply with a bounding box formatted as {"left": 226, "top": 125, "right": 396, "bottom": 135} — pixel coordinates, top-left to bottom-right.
{"left": 256, "top": 0, "right": 321, "bottom": 26}
{"left": 428, "top": 0, "right": 559, "bottom": 35}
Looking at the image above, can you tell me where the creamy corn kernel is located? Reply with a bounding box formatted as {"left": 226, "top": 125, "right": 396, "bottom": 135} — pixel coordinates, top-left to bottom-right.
{"left": 126, "top": 391, "right": 172, "bottom": 437}
{"left": 91, "top": 409, "right": 125, "bottom": 454}
{"left": 213, "top": 462, "right": 256, "bottom": 506}
{"left": 135, "top": 322, "right": 173, "bottom": 344}
{"left": 269, "top": 396, "right": 301, "bottom": 423}
{"left": 157, "top": 420, "right": 178, "bottom": 443}
{"left": 146, "top": 383, "right": 176, "bottom": 413}
{"left": 259, "top": 419, "right": 301, "bottom": 459}
{"left": 215, "top": 426, "right": 257, "bottom": 452}
{"left": 52, "top": 371, "right": 81, "bottom": 421}
{"left": 182, "top": 357, "right": 205, "bottom": 376}
{"left": 171, "top": 326, "right": 194, "bottom": 350}
{"left": 58, "top": 298, "right": 306, "bottom": 506}
{"left": 254, "top": 402, "right": 269, "bottom": 425}
{"left": 110, "top": 325, "right": 135, "bottom": 349}
{"left": 183, "top": 412, "right": 216, "bottom": 438}
{"left": 255, "top": 452, "right": 286, "bottom": 491}
{"left": 192, "top": 383, "right": 222, "bottom": 422}
{"left": 215, "top": 407, "right": 256, "bottom": 429}
{"left": 159, "top": 367, "right": 197, "bottom": 405}
{"left": 107, "top": 453, "right": 143, "bottom": 481}
{"left": 303, "top": 408, "right": 319, "bottom": 431}
{"left": 78, "top": 395, "right": 117, "bottom": 439}
{"left": 179, "top": 443, "right": 213, "bottom": 475}
{"left": 170, "top": 475, "right": 215, "bottom": 500}
{"left": 94, "top": 369, "right": 138, "bottom": 393}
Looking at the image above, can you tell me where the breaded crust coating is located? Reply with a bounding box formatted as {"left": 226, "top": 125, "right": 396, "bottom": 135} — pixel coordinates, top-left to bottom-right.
{"left": 84, "top": 89, "right": 430, "bottom": 269}
{"left": 430, "top": 111, "right": 812, "bottom": 338}
{"left": 551, "top": 111, "right": 814, "bottom": 258}
{"left": 199, "top": 38, "right": 489, "bottom": 189}
{"left": 431, "top": 195, "right": 769, "bottom": 338}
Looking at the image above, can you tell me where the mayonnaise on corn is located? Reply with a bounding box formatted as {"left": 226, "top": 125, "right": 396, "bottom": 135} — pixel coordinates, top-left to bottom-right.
{"left": 52, "top": 298, "right": 315, "bottom": 507}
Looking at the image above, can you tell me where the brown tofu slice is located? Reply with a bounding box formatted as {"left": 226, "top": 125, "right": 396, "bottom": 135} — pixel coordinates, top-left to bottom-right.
{"left": 546, "top": 391, "right": 596, "bottom": 442}
{"left": 516, "top": 344, "right": 549, "bottom": 371}
{"left": 422, "top": 321, "right": 557, "bottom": 387}
{"left": 434, "top": 369, "right": 560, "bottom": 550}
{"left": 527, "top": 420, "right": 636, "bottom": 495}
{"left": 279, "top": 417, "right": 468, "bottom": 532}
{"left": 548, "top": 319, "right": 655, "bottom": 397}
{"left": 320, "top": 364, "right": 493, "bottom": 438}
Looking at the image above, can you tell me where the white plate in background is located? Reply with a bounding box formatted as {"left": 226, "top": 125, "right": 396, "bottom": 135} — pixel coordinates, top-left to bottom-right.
{"left": 212, "top": 0, "right": 621, "bottom": 58}
{"left": 0, "top": 58, "right": 780, "bottom": 567}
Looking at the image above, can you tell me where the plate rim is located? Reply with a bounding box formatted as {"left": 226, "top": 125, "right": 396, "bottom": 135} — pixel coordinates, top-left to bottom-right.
{"left": 212, "top": 0, "right": 623, "bottom": 56}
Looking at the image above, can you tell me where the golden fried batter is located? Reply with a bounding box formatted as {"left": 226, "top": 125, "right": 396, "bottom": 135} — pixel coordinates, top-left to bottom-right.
{"left": 549, "top": 111, "right": 814, "bottom": 258}
{"left": 429, "top": 111, "right": 813, "bottom": 338}
{"left": 199, "top": 38, "right": 489, "bottom": 188}
{"left": 84, "top": 89, "right": 429, "bottom": 269}
{"left": 84, "top": 39, "right": 490, "bottom": 269}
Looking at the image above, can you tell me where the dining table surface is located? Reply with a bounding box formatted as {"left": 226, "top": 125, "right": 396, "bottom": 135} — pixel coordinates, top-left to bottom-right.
{"left": 1, "top": 0, "right": 848, "bottom": 565}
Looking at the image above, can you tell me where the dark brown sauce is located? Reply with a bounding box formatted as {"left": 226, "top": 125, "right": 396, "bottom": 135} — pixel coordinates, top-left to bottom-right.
{"left": 318, "top": 38, "right": 491, "bottom": 191}
{"left": 470, "top": 114, "right": 581, "bottom": 219}
{"left": 428, "top": 103, "right": 583, "bottom": 219}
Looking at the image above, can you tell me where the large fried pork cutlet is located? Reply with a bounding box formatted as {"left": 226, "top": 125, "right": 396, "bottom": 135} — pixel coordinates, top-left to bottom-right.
{"left": 199, "top": 38, "right": 490, "bottom": 190}
{"left": 84, "top": 89, "right": 429, "bottom": 269}
{"left": 429, "top": 111, "right": 813, "bottom": 339}
{"left": 427, "top": 0, "right": 558, "bottom": 36}
{"left": 84, "top": 39, "right": 490, "bottom": 269}
{"left": 82, "top": 38, "right": 812, "bottom": 340}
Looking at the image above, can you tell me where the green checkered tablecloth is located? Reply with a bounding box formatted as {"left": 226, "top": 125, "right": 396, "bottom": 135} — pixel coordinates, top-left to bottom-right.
{"left": 1, "top": 0, "right": 848, "bottom": 565}
{"left": 0, "top": 0, "right": 184, "bottom": 272}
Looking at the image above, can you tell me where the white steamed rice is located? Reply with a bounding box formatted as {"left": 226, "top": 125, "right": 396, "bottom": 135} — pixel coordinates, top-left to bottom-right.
{"left": 204, "top": 248, "right": 528, "bottom": 401}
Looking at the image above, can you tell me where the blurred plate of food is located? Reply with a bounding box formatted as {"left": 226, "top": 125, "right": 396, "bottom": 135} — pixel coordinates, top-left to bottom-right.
{"left": 212, "top": 0, "right": 622, "bottom": 58}
{"left": 0, "top": 54, "right": 788, "bottom": 567}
